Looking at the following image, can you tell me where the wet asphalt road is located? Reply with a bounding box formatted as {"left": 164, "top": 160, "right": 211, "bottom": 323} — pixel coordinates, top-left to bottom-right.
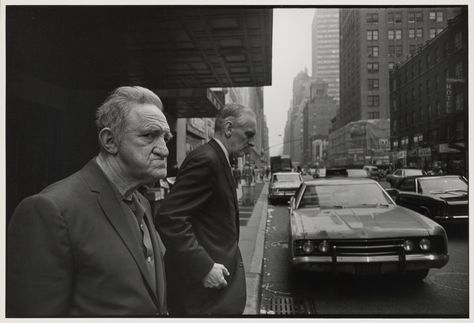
{"left": 259, "top": 179, "right": 469, "bottom": 317}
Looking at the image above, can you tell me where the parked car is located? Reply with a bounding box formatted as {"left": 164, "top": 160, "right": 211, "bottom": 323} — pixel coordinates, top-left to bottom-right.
{"left": 386, "top": 175, "right": 468, "bottom": 224}
{"left": 363, "top": 165, "right": 380, "bottom": 180}
{"left": 386, "top": 168, "right": 426, "bottom": 187}
{"left": 323, "top": 168, "right": 370, "bottom": 178}
{"left": 288, "top": 178, "right": 449, "bottom": 279}
{"left": 268, "top": 172, "right": 303, "bottom": 204}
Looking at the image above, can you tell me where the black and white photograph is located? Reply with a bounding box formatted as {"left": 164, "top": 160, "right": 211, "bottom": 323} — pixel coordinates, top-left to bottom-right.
{"left": 2, "top": 2, "right": 469, "bottom": 319}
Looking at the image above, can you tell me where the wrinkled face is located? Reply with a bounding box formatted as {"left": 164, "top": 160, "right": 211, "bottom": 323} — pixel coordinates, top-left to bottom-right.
{"left": 117, "top": 103, "right": 172, "bottom": 183}
{"left": 227, "top": 112, "right": 257, "bottom": 157}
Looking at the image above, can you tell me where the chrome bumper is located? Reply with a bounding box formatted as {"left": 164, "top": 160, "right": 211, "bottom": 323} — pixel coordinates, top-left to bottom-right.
{"left": 434, "top": 215, "right": 468, "bottom": 222}
{"left": 291, "top": 253, "right": 449, "bottom": 274}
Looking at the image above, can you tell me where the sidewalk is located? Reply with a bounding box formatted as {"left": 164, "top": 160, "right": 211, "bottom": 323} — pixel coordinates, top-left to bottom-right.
{"left": 238, "top": 180, "right": 269, "bottom": 315}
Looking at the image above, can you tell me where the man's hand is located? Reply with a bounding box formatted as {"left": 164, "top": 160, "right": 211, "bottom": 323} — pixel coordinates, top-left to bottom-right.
{"left": 202, "top": 263, "right": 230, "bottom": 289}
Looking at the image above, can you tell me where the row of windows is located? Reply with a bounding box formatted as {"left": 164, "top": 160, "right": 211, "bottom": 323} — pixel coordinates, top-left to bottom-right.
{"left": 393, "top": 61, "right": 464, "bottom": 90}
{"left": 367, "top": 11, "right": 444, "bottom": 24}
{"left": 367, "top": 27, "right": 445, "bottom": 41}
{"left": 392, "top": 120, "right": 464, "bottom": 146}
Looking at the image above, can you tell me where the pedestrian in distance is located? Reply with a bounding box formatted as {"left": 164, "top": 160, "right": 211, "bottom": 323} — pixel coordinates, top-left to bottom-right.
{"left": 7, "top": 86, "right": 172, "bottom": 317}
{"left": 157, "top": 103, "right": 257, "bottom": 315}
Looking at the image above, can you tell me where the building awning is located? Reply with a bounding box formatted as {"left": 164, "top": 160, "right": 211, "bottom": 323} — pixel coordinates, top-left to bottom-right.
{"left": 157, "top": 88, "right": 224, "bottom": 118}
{"left": 7, "top": 6, "right": 273, "bottom": 91}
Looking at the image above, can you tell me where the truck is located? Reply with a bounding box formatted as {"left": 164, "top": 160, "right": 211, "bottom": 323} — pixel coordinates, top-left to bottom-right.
{"left": 270, "top": 155, "right": 293, "bottom": 174}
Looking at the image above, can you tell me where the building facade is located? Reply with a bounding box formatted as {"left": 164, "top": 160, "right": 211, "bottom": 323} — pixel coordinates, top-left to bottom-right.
{"left": 389, "top": 10, "right": 467, "bottom": 175}
{"left": 312, "top": 8, "right": 340, "bottom": 103}
{"left": 336, "top": 7, "right": 461, "bottom": 131}
{"left": 302, "top": 80, "right": 337, "bottom": 166}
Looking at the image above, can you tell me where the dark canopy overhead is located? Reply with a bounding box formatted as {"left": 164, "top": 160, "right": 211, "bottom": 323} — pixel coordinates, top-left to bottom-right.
{"left": 7, "top": 6, "right": 273, "bottom": 91}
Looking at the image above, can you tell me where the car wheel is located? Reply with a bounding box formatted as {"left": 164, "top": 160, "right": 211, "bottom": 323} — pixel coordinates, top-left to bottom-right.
{"left": 407, "top": 269, "right": 429, "bottom": 281}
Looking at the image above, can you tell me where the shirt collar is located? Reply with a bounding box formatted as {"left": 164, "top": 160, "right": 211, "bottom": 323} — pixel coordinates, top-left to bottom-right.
{"left": 212, "top": 138, "right": 231, "bottom": 168}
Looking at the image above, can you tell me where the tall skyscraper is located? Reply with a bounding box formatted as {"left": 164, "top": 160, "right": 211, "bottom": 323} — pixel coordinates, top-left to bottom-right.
{"left": 336, "top": 7, "right": 461, "bottom": 131}
{"left": 311, "top": 8, "right": 340, "bottom": 103}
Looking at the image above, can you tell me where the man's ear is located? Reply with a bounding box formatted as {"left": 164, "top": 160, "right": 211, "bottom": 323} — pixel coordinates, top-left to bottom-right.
{"left": 98, "top": 128, "right": 119, "bottom": 154}
{"left": 224, "top": 119, "right": 233, "bottom": 138}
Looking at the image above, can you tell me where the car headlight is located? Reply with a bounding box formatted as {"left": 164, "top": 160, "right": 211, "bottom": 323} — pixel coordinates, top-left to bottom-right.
{"left": 318, "top": 240, "right": 330, "bottom": 253}
{"left": 302, "top": 240, "right": 314, "bottom": 254}
{"left": 419, "top": 238, "right": 431, "bottom": 251}
{"left": 403, "top": 240, "right": 415, "bottom": 252}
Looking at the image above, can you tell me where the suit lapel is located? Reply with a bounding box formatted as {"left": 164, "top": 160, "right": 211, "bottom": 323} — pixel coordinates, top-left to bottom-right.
{"left": 80, "top": 160, "right": 160, "bottom": 306}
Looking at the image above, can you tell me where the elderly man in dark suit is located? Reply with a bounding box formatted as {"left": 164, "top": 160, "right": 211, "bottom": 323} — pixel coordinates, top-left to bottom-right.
{"left": 7, "top": 86, "right": 171, "bottom": 317}
{"left": 157, "top": 103, "right": 257, "bottom": 315}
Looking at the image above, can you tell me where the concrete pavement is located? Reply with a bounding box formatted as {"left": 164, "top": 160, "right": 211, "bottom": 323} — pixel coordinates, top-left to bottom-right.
{"left": 237, "top": 180, "right": 269, "bottom": 315}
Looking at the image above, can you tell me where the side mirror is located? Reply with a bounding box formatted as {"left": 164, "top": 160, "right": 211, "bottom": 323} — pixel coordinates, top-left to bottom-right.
{"left": 288, "top": 196, "right": 295, "bottom": 211}
{"left": 385, "top": 188, "right": 399, "bottom": 200}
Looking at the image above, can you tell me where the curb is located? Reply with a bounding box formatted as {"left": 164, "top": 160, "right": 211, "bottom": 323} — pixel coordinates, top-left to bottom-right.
{"left": 243, "top": 181, "right": 268, "bottom": 315}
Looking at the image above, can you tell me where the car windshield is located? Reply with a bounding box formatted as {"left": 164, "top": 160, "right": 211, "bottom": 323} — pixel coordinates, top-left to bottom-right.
{"left": 405, "top": 169, "right": 424, "bottom": 176}
{"left": 298, "top": 182, "right": 393, "bottom": 208}
{"left": 419, "top": 177, "right": 468, "bottom": 194}
{"left": 274, "top": 174, "right": 300, "bottom": 182}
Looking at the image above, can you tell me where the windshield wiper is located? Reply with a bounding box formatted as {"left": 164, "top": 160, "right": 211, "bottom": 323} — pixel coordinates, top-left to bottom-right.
{"left": 443, "top": 189, "right": 468, "bottom": 193}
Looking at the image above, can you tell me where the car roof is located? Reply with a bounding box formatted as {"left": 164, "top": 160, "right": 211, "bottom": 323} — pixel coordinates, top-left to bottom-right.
{"left": 304, "top": 178, "right": 378, "bottom": 185}
{"left": 273, "top": 172, "right": 300, "bottom": 175}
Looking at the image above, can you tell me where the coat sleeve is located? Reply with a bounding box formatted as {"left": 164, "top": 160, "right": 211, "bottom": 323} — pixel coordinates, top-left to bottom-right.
{"left": 157, "top": 151, "right": 216, "bottom": 283}
{"left": 7, "top": 195, "right": 74, "bottom": 317}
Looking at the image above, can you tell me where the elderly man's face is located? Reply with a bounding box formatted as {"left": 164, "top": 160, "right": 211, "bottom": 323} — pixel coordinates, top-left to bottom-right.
{"left": 117, "top": 103, "right": 171, "bottom": 183}
{"left": 228, "top": 112, "right": 257, "bottom": 157}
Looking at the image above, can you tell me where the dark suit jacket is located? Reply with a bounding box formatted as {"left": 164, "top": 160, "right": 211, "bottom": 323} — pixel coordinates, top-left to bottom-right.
{"left": 157, "top": 138, "right": 246, "bottom": 315}
{"left": 6, "top": 159, "right": 167, "bottom": 317}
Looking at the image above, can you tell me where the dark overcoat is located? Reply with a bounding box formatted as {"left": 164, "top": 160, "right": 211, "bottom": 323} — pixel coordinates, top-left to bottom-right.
{"left": 157, "top": 139, "right": 246, "bottom": 315}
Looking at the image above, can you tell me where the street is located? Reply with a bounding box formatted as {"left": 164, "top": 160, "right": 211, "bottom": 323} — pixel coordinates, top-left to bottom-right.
{"left": 258, "top": 179, "right": 469, "bottom": 317}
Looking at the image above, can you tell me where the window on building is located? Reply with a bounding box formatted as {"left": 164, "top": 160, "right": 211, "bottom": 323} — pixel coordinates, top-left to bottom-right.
{"left": 388, "top": 45, "right": 395, "bottom": 56}
{"left": 395, "top": 12, "right": 402, "bottom": 23}
{"left": 437, "top": 28, "right": 444, "bottom": 35}
{"left": 368, "top": 95, "right": 380, "bottom": 107}
{"left": 409, "top": 29, "right": 415, "bottom": 38}
{"left": 392, "top": 120, "right": 398, "bottom": 132}
{"left": 368, "top": 111, "right": 380, "bottom": 119}
{"left": 454, "top": 32, "right": 463, "bottom": 49}
{"left": 367, "top": 46, "right": 379, "bottom": 57}
{"left": 436, "top": 101, "right": 440, "bottom": 116}
{"left": 408, "top": 12, "right": 415, "bottom": 23}
{"left": 426, "top": 80, "right": 430, "bottom": 93}
{"left": 387, "top": 12, "right": 395, "bottom": 24}
{"left": 392, "top": 78, "right": 397, "bottom": 90}
{"left": 416, "top": 28, "right": 423, "bottom": 38}
{"left": 455, "top": 62, "right": 463, "bottom": 78}
{"left": 395, "top": 45, "right": 403, "bottom": 57}
{"left": 432, "top": 129, "right": 438, "bottom": 142}
{"left": 409, "top": 44, "right": 416, "bottom": 55}
{"left": 427, "top": 104, "right": 431, "bottom": 119}
{"left": 415, "top": 11, "right": 423, "bottom": 22}
{"left": 456, "top": 92, "right": 464, "bottom": 111}
{"left": 388, "top": 30, "right": 395, "bottom": 40}
{"left": 367, "top": 30, "right": 379, "bottom": 40}
{"left": 368, "top": 62, "right": 379, "bottom": 73}
{"left": 395, "top": 29, "right": 402, "bottom": 39}
{"left": 388, "top": 62, "right": 395, "bottom": 70}
{"left": 429, "top": 12, "right": 436, "bottom": 20}
{"left": 418, "top": 84, "right": 423, "bottom": 98}
{"left": 429, "top": 28, "right": 436, "bottom": 39}
{"left": 426, "top": 54, "right": 431, "bottom": 66}
{"left": 367, "top": 13, "right": 378, "bottom": 24}
{"left": 392, "top": 99, "right": 397, "bottom": 111}
{"left": 434, "top": 47, "right": 440, "bottom": 62}
{"left": 411, "top": 88, "right": 415, "bottom": 101}
{"left": 368, "top": 79, "right": 379, "bottom": 90}
{"left": 436, "top": 11, "right": 444, "bottom": 22}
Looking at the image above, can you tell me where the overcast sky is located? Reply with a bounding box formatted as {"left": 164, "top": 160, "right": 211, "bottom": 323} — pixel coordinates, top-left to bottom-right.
{"left": 264, "top": 8, "right": 315, "bottom": 156}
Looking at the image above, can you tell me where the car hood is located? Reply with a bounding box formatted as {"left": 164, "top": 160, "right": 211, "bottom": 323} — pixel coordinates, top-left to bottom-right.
{"left": 293, "top": 206, "right": 434, "bottom": 239}
{"left": 272, "top": 182, "right": 301, "bottom": 189}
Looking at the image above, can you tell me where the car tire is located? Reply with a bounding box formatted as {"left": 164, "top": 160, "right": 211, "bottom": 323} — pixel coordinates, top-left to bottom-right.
{"left": 407, "top": 269, "right": 429, "bottom": 281}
